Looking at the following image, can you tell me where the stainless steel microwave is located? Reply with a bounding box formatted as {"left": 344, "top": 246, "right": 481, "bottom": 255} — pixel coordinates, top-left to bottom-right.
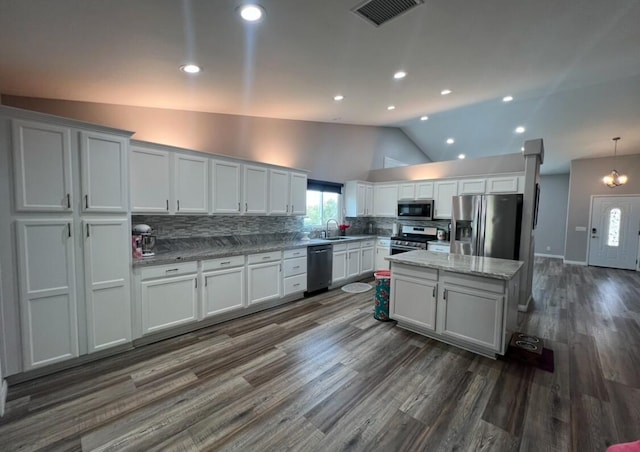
{"left": 397, "top": 199, "right": 434, "bottom": 220}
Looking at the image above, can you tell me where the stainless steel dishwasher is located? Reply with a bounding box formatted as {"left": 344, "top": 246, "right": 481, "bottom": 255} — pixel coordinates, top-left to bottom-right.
{"left": 306, "top": 244, "right": 333, "bottom": 294}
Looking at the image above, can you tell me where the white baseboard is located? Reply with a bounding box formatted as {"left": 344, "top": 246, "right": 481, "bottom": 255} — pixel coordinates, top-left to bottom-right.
{"left": 563, "top": 260, "right": 587, "bottom": 266}
{"left": 518, "top": 294, "right": 532, "bottom": 313}
{"left": 0, "top": 379, "right": 7, "bottom": 417}
{"left": 534, "top": 253, "right": 564, "bottom": 259}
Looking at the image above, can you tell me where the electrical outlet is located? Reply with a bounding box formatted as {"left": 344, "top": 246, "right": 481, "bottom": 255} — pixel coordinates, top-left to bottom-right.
{"left": 546, "top": 246, "right": 551, "bottom": 251}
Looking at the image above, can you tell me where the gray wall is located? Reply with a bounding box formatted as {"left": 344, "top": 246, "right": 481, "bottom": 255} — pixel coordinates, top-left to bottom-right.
{"left": 565, "top": 153, "right": 640, "bottom": 262}
{"left": 1, "top": 95, "right": 430, "bottom": 183}
{"left": 368, "top": 153, "right": 524, "bottom": 182}
{"left": 534, "top": 174, "right": 569, "bottom": 257}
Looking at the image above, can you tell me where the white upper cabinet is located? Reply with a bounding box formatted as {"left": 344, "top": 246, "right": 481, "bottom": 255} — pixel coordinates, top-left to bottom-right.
{"left": 458, "top": 178, "right": 486, "bottom": 195}
{"left": 269, "top": 169, "right": 289, "bottom": 215}
{"left": 289, "top": 172, "right": 307, "bottom": 216}
{"left": 80, "top": 131, "right": 128, "bottom": 213}
{"left": 130, "top": 146, "right": 171, "bottom": 213}
{"left": 345, "top": 181, "right": 373, "bottom": 217}
{"left": 83, "top": 218, "right": 131, "bottom": 352}
{"left": 174, "top": 154, "right": 209, "bottom": 214}
{"left": 434, "top": 180, "right": 458, "bottom": 219}
{"left": 244, "top": 165, "right": 269, "bottom": 214}
{"left": 398, "top": 181, "right": 433, "bottom": 200}
{"left": 398, "top": 183, "right": 415, "bottom": 200}
{"left": 373, "top": 184, "right": 398, "bottom": 217}
{"left": 16, "top": 219, "right": 79, "bottom": 370}
{"left": 415, "top": 182, "right": 434, "bottom": 199}
{"left": 12, "top": 120, "right": 73, "bottom": 212}
{"left": 211, "top": 160, "right": 242, "bottom": 214}
{"left": 486, "top": 175, "right": 521, "bottom": 193}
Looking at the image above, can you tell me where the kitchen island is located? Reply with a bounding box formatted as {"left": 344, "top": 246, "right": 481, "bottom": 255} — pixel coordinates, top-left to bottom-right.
{"left": 386, "top": 251, "right": 523, "bottom": 358}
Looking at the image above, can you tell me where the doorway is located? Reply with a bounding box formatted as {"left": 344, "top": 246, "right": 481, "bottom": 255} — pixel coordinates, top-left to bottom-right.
{"left": 588, "top": 196, "right": 640, "bottom": 270}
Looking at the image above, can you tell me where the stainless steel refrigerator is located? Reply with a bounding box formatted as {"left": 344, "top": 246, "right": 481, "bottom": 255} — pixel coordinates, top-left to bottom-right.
{"left": 450, "top": 194, "right": 523, "bottom": 260}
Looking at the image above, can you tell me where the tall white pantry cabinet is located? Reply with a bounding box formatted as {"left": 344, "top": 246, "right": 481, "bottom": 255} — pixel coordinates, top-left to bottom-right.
{"left": 0, "top": 107, "right": 133, "bottom": 374}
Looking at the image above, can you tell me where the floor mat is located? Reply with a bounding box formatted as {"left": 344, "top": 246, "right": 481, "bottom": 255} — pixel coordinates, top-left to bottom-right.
{"left": 341, "top": 282, "right": 373, "bottom": 293}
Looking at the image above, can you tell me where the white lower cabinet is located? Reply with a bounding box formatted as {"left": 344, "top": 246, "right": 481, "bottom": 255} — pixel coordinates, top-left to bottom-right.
{"left": 202, "top": 256, "right": 246, "bottom": 318}
{"left": 247, "top": 251, "right": 282, "bottom": 305}
{"left": 140, "top": 263, "right": 198, "bottom": 335}
{"left": 390, "top": 264, "right": 515, "bottom": 356}
{"left": 360, "top": 240, "right": 375, "bottom": 274}
{"left": 332, "top": 244, "right": 348, "bottom": 284}
{"left": 346, "top": 243, "right": 361, "bottom": 278}
{"left": 283, "top": 248, "right": 307, "bottom": 295}
{"left": 438, "top": 275, "right": 504, "bottom": 352}
{"left": 16, "top": 219, "right": 79, "bottom": 370}
{"left": 390, "top": 271, "right": 437, "bottom": 332}
{"left": 375, "top": 238, "right": 391, "bottom": 270}
{"left": 83, "top": 218, "right": 131, "bottom": 352}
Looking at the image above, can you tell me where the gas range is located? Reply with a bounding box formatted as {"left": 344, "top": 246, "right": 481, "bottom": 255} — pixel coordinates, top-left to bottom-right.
{"left": 390, "top": 226, "right": 438, "bottom": 254}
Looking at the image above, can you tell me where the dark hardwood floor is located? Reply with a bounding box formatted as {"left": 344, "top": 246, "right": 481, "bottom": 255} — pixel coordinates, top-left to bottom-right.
{"left": 1, "top": 257, "right": 639, "bottom": 451}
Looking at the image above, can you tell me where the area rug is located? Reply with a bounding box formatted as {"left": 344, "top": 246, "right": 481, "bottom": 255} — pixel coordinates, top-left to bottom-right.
{"left": 341, "top": 282, "right": 373, "bottom": 293}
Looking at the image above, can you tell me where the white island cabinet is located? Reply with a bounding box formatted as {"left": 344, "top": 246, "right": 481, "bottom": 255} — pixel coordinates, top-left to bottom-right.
{"left": 388, "top": 251, "right": 522, "bottom": 358}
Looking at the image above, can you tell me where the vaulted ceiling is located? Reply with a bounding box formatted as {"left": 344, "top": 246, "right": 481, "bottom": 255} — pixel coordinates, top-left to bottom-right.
{"left": 1, "top": 0, "right": 639, "bottom": 174}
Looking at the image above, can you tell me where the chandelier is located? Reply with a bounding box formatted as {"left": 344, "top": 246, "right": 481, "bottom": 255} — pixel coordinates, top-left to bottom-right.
{"left": 602, "top": 137, "right": 627, "bottom": 188}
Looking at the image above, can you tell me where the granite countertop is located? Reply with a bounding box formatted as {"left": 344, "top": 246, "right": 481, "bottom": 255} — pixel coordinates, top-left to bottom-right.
{"left": 133, "top": 235, "right": 378, "bottom": 267}
{"left": 386, "top": 250, "right": 523, "bottom": 280}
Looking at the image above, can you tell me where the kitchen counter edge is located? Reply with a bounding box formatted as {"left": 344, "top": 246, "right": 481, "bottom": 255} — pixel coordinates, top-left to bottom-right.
{"left": 132, "top": 235, "right": 379, "bottom": 267}
{"left": 386, "top": 250, "right": 523, "bottom": 280}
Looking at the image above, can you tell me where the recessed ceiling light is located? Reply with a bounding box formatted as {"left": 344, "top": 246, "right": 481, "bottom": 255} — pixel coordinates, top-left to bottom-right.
{"left": 393, "top": 71, "right": 407, "bottom": 80}
{"left": 515, "top": 126, "right": 526, "bottom": 134}
{"left": 333, "top": 95, "right": 344, "bottom": 101}
{"left": 446, "top": 138, "right": 455, "bottom": 144}
{"left": 420, "top": 116, "right": 429, "bottom": 121}
{"left": 387, "top": 105, "right": 396, "bottom": 111}
{"left": 458, "top": 154, "right": 466, "bottom": 159}
{"left": 441, "top": 89, "right": 452, "bottom": 96}
{"left": 521, "top": 146, "right": 525, "bottom": 151}
{"left": 239, "top": 4, "right": 264, "bottom": 22}
{"left": 180, "top": 64, "right": 201, "bottom": 74}
{"left": 503, "top": 95, "right": 513, "bottom": 102}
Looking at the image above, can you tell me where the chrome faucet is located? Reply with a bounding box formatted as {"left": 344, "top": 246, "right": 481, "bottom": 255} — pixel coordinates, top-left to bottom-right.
{"left": 326, "top": 219, "right": 339, "bottom": 238}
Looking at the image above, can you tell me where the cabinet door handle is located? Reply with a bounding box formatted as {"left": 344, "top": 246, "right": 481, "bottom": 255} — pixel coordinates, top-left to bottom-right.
{"left": 195, "top": 278, "right": 198, "bottom": 288}
{"left": 286, "top": 204, "right": 289, "bottom": 213}
{"left": 86, "top": 224, "right": 90, "bottom": 238}
{"left": 166, "top": 199, "right": 169, "bottom": 211}
{"left": 291, "top": 204, "right": 294, "bottom": 213}
{"left": 245, "top": 202, "right": 248, "bottom": 212}
{"left": 66, "top": 193, "right": 71, "bottom": 209}
{"left": 238, "top": 202, "right": 241, "bottom": 212}
{"left": 177, "top": 200, "right": 180, "bottom": 211}
{"left": 432, "top": 286, "right": 436, "bottom": 298}
{"left": 67, "top": 223, "right": 71, "bottom": 238}
{"left": 443, "top": 289, "right": 447, "bottom": 300}
{"left": 85, "top": 194, "right": 89, "bottom": 209}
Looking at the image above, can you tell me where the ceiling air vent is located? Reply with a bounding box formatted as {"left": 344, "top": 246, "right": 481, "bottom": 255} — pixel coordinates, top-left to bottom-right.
{"left": 352, "top": 0, "right": 424, "bottom": 27}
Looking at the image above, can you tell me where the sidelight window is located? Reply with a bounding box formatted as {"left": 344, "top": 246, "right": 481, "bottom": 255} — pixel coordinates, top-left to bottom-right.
{"left": 607, "top": 208, "right": 621, "bottom": 247}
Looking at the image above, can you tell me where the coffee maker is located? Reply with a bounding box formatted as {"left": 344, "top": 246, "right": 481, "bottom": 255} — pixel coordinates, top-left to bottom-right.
{"left": 133, "top": 224, "right": 156, "bottom": 257}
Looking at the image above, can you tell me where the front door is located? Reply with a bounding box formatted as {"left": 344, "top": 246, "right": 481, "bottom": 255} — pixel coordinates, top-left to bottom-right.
{"left": 588, "top": 196, "right": 640, "bottom": 270}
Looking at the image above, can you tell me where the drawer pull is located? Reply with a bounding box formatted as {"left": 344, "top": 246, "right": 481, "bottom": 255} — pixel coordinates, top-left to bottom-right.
{"left": 220, "top": 261, "right": 231, "bottom": 265}
{"left": 293, "top": 283, "right": 300, "bottom": 287}
{"left": 166, "top": 268, "right": 179, "bottom": 273}
{"left": 293, "top": 266, "right": 300, "bottom": 269}
{"left": 262, "top": 256, "right": 271, "bottom": 260}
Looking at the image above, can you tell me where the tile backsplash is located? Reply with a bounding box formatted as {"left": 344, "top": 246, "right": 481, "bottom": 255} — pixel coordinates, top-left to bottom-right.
{"left": 133, "top": 215, "right": 304, "bottom": 239}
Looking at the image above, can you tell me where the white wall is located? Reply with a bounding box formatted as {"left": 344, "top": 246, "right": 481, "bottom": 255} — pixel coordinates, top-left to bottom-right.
{"left": 534, "top": 174, "right": 570, "bottom": 257}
